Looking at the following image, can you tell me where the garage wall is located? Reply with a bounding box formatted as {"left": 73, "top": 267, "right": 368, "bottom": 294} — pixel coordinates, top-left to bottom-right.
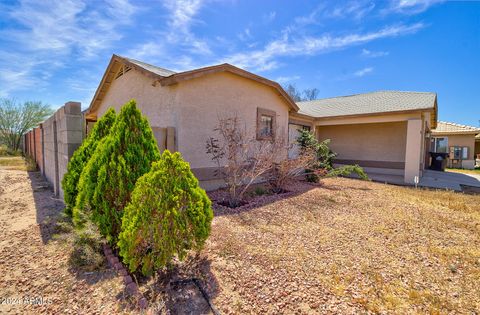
{"left": 317, "top": 121, "right": 408, "bottom": 166}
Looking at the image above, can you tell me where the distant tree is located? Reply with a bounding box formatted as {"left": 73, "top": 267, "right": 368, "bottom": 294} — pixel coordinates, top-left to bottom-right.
{"left": 283, "top": 84, "right": 320, "bottom": 102}
{"left": 303, "top": 88, "right": 319, "bottom": 101}
{"left": 283, "top": 84, "right": 303, "bottom": 102}
{"left": 0, "top": 98, "right": 53, "bottom": 152}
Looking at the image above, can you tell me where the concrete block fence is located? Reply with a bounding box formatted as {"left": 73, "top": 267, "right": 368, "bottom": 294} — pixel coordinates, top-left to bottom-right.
{"left": 23, "top": 101, "right": 84, "bottom": 198}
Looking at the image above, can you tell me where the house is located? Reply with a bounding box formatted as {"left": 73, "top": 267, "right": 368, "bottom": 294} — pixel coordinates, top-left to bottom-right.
{"left": 430, "top": 121, "right": 480, "bottom": 169}
{"left": 85, "top": 54, "right": 438, "bottom": 189}
{"left": 85, "top": 55, "right": 297, "bottom": 190}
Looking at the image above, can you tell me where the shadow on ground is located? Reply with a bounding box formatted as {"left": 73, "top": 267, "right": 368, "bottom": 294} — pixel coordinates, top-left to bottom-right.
{"left": 27, "top": 170, "right": 65, "bottom": 244}
{"left": 134, "top": 255, "right": 220, "bottom": 314}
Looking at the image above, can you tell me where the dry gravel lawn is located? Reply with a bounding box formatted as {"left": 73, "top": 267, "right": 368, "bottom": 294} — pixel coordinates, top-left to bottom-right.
{"left": 1, "top": 159, "right": 479, "bottom": 314}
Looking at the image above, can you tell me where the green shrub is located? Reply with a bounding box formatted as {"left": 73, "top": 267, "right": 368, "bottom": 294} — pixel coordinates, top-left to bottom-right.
{"left": 326, "top": 164, "right": 369, "bottom": 180}
{"left": 62, "top": 108, "right": 116, "bottom": 216}
{"left": 118, "top": 150, "right": 213, "bottom": 276}
{"left": 73, "top": 137, "right": 107, "bottom": 228}
{"left": 75, "top": 100, "right": 160, "bottom": 245}
{"left": 296, "top": 129, "right": 369, "bottom": 182}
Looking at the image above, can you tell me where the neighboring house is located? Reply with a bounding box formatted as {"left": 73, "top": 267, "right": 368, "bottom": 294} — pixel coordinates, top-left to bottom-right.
{"left": 431, "top": 121, "right": 480, "bottom": 169}
{"left": 85, "top": 55, "right": 438, "bottom": 188}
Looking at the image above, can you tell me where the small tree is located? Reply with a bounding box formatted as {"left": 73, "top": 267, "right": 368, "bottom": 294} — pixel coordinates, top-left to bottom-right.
{"left": 0, "top": 98, "right": 53, "bottom": 152}
{"left": 62, "top": 108, "right": 116, "bottom": 216}
{"left": 206, "top": 115, "right": 283, "bottom": 207}
{"left": 118, "top": 150, "right": 213, "bottom": 276}
{"left": 75, "top": 100, "right": 161, "bottom": 244}
{"left": 296, "top": 129, "right": 369, "bottom": 182}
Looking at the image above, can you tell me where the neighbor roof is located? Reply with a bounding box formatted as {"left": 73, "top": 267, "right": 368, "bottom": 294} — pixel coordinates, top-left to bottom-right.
{"left": 297, "top": 91, "right": 437, "bottom": 126}
{"left": 87, "top": 54, "right": 298, "bottom": 118}
{"left": 432, "top": 121, "right": 480, "bottom": 135}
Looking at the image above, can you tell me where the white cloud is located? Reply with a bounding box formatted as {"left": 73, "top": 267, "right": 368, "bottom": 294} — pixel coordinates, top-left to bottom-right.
{"left": 0, "top": 0, "right": 138, "bottom": 96}
{"left": 238, "top": 28, "right": 252, "bottom": 41}
{"left": 163, "top": 0, "right": 211, "bottom": 55}
{"left": 354, "top": 67, "right": 373, "bottom": 77}
{"left": 385, "top": 0, "right": 445, "bottom": 14}
{"left": 361, "top": 48, "right": 389, "bottom": 57}
{"left": 263, "top": 11, "right": 276, "bottom": 23}
{"left": 5, "top": 0, "right": 137, "bottom": 57}
{"left": 328, "top": 1, "right": 376, "bottom": 20}
{"left": 275, "top": 75, "right": 301, "bottom": 83}
{"left": 223, "top": 23, "right": 424, "bottom": 71}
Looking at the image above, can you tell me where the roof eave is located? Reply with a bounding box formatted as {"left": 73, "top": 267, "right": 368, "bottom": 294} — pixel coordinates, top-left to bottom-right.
{"left": 86, "top": 54, "right": 172, "bottom": 119}
{"left": 303, "top": 107, "right": 435, "bottom": 122}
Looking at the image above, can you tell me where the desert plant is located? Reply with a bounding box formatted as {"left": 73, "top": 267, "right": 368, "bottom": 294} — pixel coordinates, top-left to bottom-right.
{"left": 206, "top": 114, "right": 285, "bottom": 207}
{"left": 268, "top": 146, "right": 317, "bottom": 193}
{"left": 296, "top": 129, "right": 369, "bottom": 182}
{"left": 118, "top": 150, "right": 213, "bottom": 276}
{"left": 326, "top": 164, "right": 369, "bottom": 180}
{"left": 62, "top": 108, "right": 116, "bottom": 216}
{"left": 74, "top": 100, "right": 161, "bottom": 244}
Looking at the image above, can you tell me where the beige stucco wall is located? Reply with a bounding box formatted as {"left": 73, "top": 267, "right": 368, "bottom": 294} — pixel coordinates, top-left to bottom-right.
{"left": 97, "top": 69, "right": 177, "bottom": 128}
{"left": 316, "top": 121, "right": 408, "bottom": 162}
{"left": 94, "top": 69, "right": 291, "bottom": 171}
{"left": 173, "top": 71, "right": 290, "bottom": 169}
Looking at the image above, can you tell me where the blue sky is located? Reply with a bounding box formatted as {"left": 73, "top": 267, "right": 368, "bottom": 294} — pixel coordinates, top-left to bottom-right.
{"left": 0, "top": 0, "right": 479, "bottom": 126}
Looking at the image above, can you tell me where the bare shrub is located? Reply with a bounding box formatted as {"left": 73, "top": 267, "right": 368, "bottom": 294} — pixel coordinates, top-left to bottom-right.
{"left": 268, "top": 146, "right": 317, "bottom": 193}
{"left": 206, "top": 114, "right": 286, "bottom": 207}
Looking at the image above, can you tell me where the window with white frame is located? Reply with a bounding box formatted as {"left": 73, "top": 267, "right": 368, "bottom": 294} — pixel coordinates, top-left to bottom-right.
{"left": 450, "top": 146, "right": 468, "bottom": 160}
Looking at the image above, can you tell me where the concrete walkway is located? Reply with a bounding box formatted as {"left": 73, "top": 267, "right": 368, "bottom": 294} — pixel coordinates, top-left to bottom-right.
{"left": 419, "top": 170, "right": 480, "bottom": 191}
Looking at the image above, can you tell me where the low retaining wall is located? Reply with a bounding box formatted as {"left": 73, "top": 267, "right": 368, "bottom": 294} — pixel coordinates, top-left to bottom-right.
{"left": 24, "top": 102, "right": 83, "bottom": 198}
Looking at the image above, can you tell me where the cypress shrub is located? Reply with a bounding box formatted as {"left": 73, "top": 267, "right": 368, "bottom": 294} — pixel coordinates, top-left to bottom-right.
{"left": 75, "top": 100, "right": 161, "bottom": 243}
{"left": 118, "top": 150, "right": 213, "bottom": 276}
{"left": 62, "top": 108, "right": 116, "bottom": 216}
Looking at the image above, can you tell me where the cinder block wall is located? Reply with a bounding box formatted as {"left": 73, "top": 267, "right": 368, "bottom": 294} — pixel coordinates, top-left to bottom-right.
{"left": 23, "top": 102, "right": 83, "bottom": 198}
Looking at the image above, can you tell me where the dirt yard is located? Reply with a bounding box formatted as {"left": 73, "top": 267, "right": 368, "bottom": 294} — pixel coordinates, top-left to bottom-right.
{"left": 0, "top": 166, "right": 129, "bottom": 314}
{"left": 1, "top": 160, "right": 479, "bottom": 314}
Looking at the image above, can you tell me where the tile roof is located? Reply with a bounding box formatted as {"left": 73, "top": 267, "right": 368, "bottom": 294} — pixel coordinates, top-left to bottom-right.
{"left": 121, "top": 56, "right": 176, "bottom": 77}
{"left": 296, "top": 91, "right": 437, "bottom": 118}
{"left": 432, "top": 121, "right": 480, "bottom": 135}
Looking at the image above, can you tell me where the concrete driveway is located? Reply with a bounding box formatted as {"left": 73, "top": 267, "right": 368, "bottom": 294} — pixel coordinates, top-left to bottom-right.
{"left": 419, "top": 169, "right": 480, "bottom": 191}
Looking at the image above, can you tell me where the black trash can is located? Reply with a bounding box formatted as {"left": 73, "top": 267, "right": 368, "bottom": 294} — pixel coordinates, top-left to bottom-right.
{"left": 429, "top": 152, "right": 449, "bottom": 171}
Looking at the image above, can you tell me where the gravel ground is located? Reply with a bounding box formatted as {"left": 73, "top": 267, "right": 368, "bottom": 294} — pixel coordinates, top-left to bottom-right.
{"left": 0, "top": 170, "right": 131, "bottom": 315}
{"left": 1, "top": 165, "right": 479, "bottom": 314}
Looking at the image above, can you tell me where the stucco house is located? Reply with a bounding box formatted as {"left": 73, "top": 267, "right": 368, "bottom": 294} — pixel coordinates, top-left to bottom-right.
{"left": 85, "top": 54, "right": 438, "bottom": 189}
{"left": 430, "top": 121, "right": 480, "bottom": 169}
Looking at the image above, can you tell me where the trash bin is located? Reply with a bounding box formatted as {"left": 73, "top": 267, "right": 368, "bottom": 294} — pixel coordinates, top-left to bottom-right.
{"left": 429, "top": 152, "right": 449, "bottom": 171}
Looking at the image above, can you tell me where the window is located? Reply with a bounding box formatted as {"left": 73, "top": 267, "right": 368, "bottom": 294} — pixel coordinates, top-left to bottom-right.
{"left": 256, "top": 108, "right": 276, "bottom": 140}
{"left": 431, "top": 137, "right": 448, "bottom": 153}
{"left": 260, "top": 115, "right": 273, "bottom": 137}
{"left": 451, "top": 146, "right": 468, "bottom": 160}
